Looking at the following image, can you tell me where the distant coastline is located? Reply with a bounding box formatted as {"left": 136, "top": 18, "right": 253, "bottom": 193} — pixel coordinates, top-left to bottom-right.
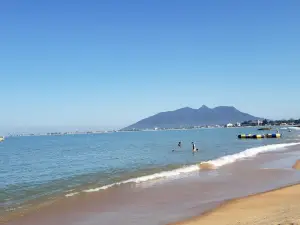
{"left": 5, "top": 120, "right": 300, "bottom": 138}
{"left": 122, "top": 118, "right": 300, "bottom": 132}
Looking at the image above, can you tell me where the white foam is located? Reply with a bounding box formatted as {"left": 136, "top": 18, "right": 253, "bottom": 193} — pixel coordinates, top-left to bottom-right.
{"left": 203, "top": 142, "right": 300, "bottom": 168}
{"left": 288, "top": 127, "right": 300, "bottom": 130}
{"left": 66, "top": 142, "right": 300, "bottom": 196}
{"left": 65, "top": 192, "right": 79, "bottom": 197}
{"left": 82, "top": 165, "right": 199, "bottom": 193}
{"left": 83, "top": 184, "right": 115, "bottom": 193}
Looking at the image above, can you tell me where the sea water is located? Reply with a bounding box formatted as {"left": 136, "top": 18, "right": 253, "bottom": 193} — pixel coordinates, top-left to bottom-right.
{"left": 1, "top": 127, "right": 299, "bottom": 215}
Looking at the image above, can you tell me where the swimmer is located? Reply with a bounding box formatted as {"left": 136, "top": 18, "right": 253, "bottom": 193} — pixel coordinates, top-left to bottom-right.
{"left": 178, "top": 141, "right": 182, "bottom": 148}
{"left": 192, "top": 142, "right": 196, "bottom": 152}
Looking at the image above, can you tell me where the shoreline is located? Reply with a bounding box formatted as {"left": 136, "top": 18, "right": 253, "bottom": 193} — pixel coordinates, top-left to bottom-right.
{"left": 170, "top": 182, "right": 300, "bottom": 225}
{"left": 3, "top": 142, "right": 299, "bottom": 223}
{"left": 2, "top": 138, "right": 300, "bottom": 225}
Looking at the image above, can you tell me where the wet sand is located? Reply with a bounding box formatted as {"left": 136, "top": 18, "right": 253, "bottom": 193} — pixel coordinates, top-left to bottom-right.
{"left": 171, "top": 183, "right": 300, "bottom": 225}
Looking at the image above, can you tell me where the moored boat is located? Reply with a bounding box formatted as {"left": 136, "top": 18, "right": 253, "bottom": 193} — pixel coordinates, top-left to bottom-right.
{"left": 257, "top": 127, "right": 272, "bottom": 131}
{"left": 238, "top": 133, "right": 281, "bottom": 139}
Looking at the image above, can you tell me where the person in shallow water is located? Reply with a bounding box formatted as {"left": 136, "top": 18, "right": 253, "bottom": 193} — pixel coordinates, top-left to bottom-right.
{"left": 178, "top": 141, "right": 181, "bottom": 148}
{"left": 192, "top": 142, "right": 199, "bottom": 153}
{"left": 192, "top": 142, "right": 195, "bottom": 152}
{"left": 172, "top": 141, "right": 182, "bottom": 152}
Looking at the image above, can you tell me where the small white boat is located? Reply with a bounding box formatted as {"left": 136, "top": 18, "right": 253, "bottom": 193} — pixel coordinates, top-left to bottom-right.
{"left": 0, "top": 136, "right": 4, "bottom": 142}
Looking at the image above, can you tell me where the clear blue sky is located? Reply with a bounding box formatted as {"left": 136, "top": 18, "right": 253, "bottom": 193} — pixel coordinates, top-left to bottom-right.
{"left": 1, "top": 0, "right": 300, "bottom": 133}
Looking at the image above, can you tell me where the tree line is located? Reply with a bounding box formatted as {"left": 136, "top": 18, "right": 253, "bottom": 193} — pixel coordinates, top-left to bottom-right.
{"left": 241, "top": 118, "right": 300, "bottom": 126}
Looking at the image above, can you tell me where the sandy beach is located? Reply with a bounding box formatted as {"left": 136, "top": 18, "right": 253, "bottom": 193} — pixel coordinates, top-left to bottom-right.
{"left": 171, "top": 183, "right": 300, "bottom": 225}
{"left": 3, "top": 146, "right": 300, "bottom": 225}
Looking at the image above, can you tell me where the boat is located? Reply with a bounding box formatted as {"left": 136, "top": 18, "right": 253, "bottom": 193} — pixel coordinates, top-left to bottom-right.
{"left": 257, "top": 127, "right": 272, "bottom": 131}
{"left": 0, "top": 136, "right": 4, "bottom": 142}
{"left": 238, "top": 133, "right": 281, "bottom": 139}
{"left": 265, "top": 133, "right": 281, "bottom": 138}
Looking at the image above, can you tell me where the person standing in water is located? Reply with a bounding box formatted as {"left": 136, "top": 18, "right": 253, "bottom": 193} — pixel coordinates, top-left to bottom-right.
{"left": 172, "top": 141, "right": 182, "bottom": 152}
{"left": 192, "top": 142, "right": 198, "bottom": 153}
{"left": 178, "top": 141, "right": 182, "bottom": 148}
{"left": 192, "top": 142, "right": 196, "bottom": 152}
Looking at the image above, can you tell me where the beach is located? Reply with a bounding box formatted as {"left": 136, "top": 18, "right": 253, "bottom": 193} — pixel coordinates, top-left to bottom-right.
{"left": 2, "top": 128, "right": 300, "bottom": 225}
{"left": 3, "top": 0, "right": 300, "bottom": 224}
{"left": 171, "top": 183, "right": 300, "bottom": 225}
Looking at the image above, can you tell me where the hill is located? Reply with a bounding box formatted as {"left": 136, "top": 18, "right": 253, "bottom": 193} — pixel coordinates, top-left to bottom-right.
{"left": 122, "top": 105, "right": 262, "bottom": 130}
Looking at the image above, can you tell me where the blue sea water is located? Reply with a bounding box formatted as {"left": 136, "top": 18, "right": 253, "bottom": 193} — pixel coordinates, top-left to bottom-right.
{"left": 1, "top": 127, "right": 299, "bottom": 214}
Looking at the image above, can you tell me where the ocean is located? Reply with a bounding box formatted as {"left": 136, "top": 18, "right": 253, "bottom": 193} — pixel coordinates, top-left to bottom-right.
{"left": 1, "top": 127, "right": 300, "bottom": 224}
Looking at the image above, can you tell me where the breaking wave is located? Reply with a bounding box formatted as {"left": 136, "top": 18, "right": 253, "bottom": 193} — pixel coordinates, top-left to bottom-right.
{"left": 200, "top": 142, "right": 299, "bottom": 168}
{"left": 66, "top": 142, "right": 300, "bottom": 196}
{"left": 82, "top": 165, "right": 199, "bottom": 193}
{"left": 288, "top": 127, "right": 300, "bottom": 130}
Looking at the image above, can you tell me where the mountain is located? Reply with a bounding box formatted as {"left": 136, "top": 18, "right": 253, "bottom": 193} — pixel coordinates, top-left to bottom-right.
{"left": 122, "top": 105, "right": 262, "bottom": 130}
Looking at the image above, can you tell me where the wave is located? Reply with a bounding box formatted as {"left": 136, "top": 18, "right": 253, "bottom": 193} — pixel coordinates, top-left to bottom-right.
{"left": 82, "top": 165, "right": 199, "bottom": 193}
{"left": 65, "top": 192, "right": 79, "bottom": 197}
{"left": 201, "top": 142, "right": 300, "bottom": 168}
{"left": 66, "top": 142, "right": 300, "bottom": 196}
{"left": 288, "top": 127, "right": 300, "bottom": 130}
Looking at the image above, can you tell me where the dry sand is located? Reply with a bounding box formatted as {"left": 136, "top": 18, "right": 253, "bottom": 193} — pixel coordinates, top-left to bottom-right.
{"left": 171, "top": 183, "right": 300, "bottom": 225}
{"left": 171, "top": 159, "right": 300, "bottom": 225}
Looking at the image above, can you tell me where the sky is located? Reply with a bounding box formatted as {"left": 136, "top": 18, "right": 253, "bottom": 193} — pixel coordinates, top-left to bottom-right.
{"left": 1, "top": 0, "right": 300, "bottom": 133}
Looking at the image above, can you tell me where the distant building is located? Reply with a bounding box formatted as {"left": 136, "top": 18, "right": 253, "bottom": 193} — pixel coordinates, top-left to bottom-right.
{"left": 245, "top": 120, "right": 261, "bottom": 126}
{"left": 226, "top": 123, "right": 234, "bottom": 127}
{"left": 236, "top": 122, "right": 241, "bottom": 127}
